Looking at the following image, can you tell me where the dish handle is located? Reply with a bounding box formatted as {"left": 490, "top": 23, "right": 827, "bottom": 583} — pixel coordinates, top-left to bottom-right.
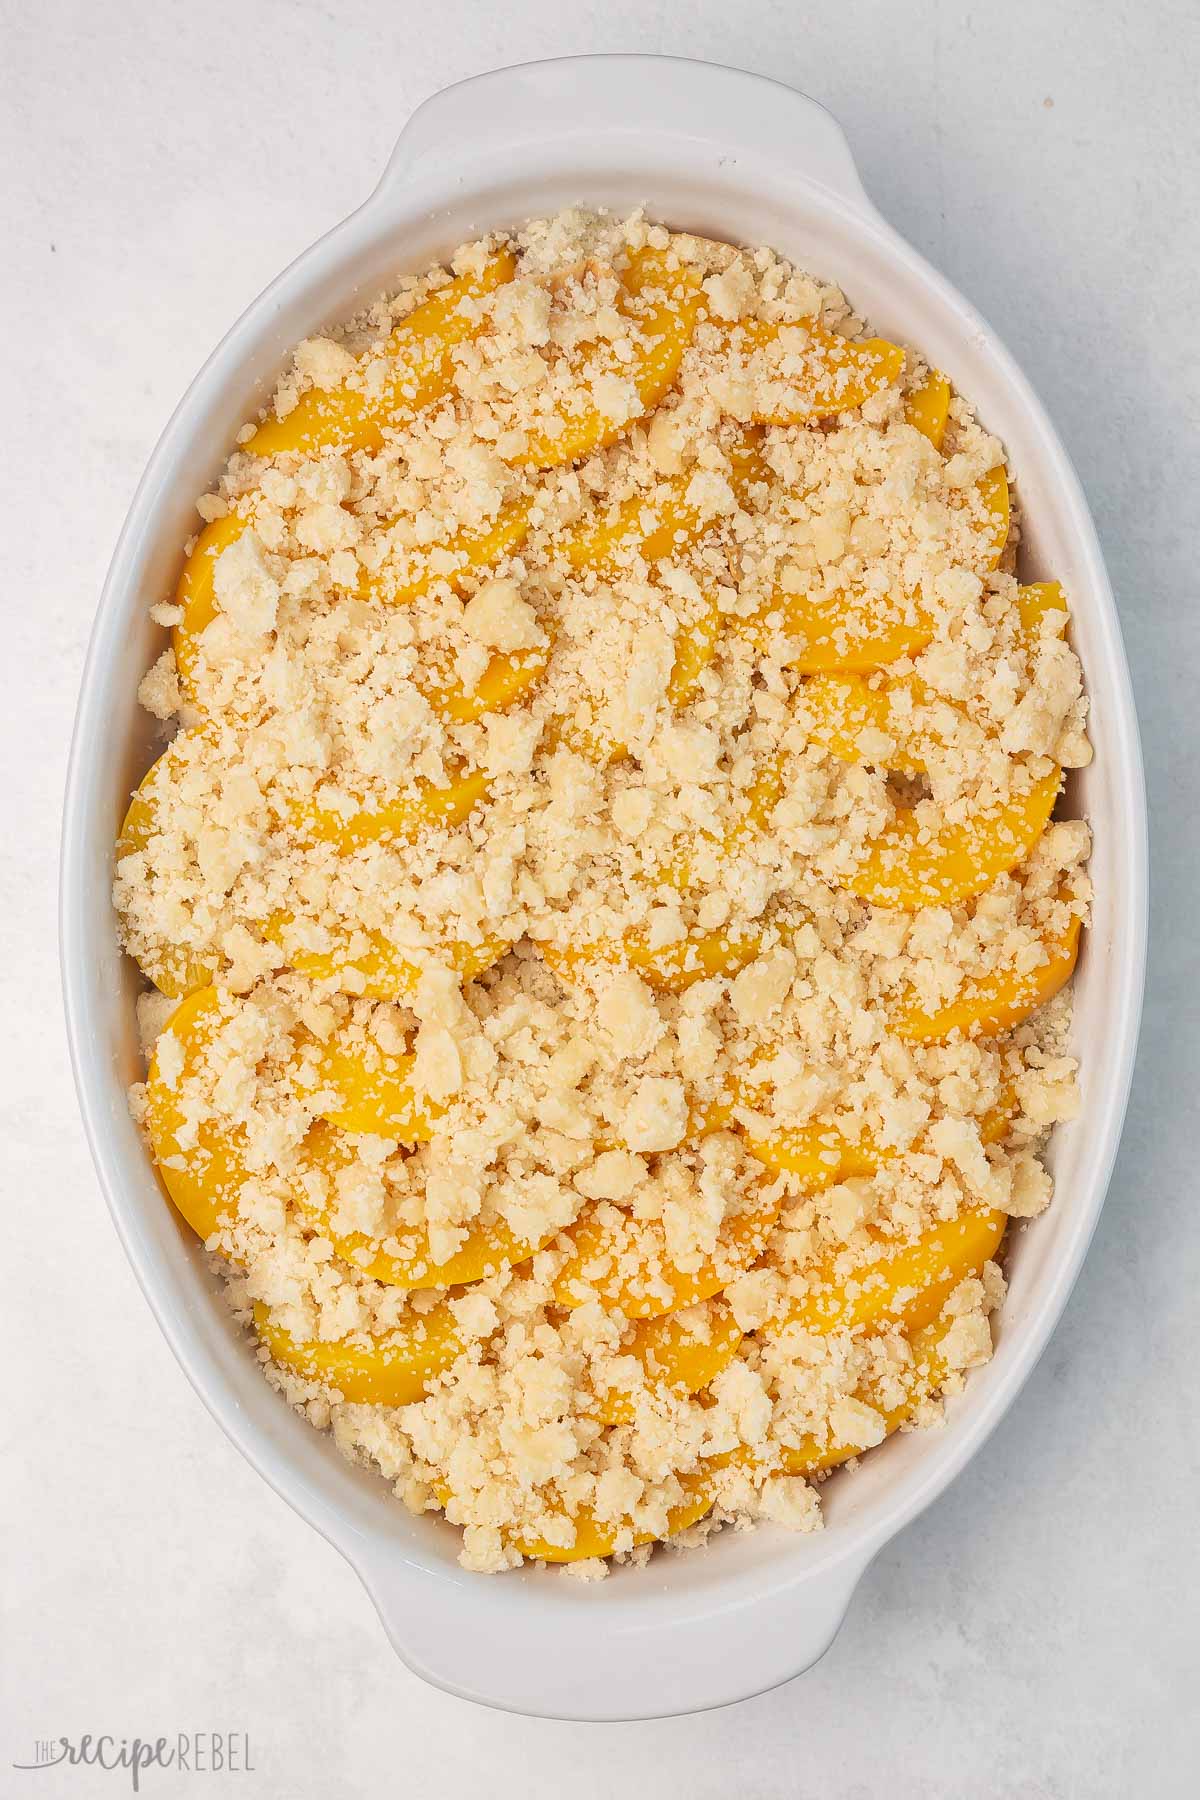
{"left": 351, "top": 1540, "right": 873, "bottom": 1718}
{"left": 375, "top": 55, "right": 876, "bottom": 219}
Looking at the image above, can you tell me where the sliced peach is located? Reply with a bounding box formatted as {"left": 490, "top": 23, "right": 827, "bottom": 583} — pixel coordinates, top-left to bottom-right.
{"left": 744, "top": 470, "right": 1009, "bottom": 676}
{"left": 508, "top": 1471, "right": 714, "bottom": 1562}
{"left": 778, "top": 1318, "right": 957, "bottom": 1474}
{"left": 742, "top": 581, "right": 933, "bottom": 674}
{"left": 746, "top": 1089, "right": 1015, "bottom": 1184}
{"left": 766, "top": 1206, "right": 1007, "bottom": 1341}
{"left": 254, "top": 1298, "right": 462, "bottom": 1406}
{"left": 844, "top": 764, "right": 1062, "bottom": 910}
{"left": 176, "top": 499, "right": 533, "bottom": 704}
{"left": 737, "top": 318, "right": 905, "bottom": 423}
{"left": 541, "top": 920, "right": 764, "bottom": 993}
{"left": 335, "top": 1213, "right": 558, "bottom": 1292}
{"left": 547, "top": 585, "right": 724, "bottom": 766}
{"left": 802, "top": 671, "right": 927, "bottom": 772}
{"left": 746, "top": 1114, "right": 878, "bottom": 1189}
{"left": 1018, "top": 579, "right": 1068, "bottom": 637}
{"left": 958, "top": 465, "right": 1010, "bottom": 571}
{"left": 278, "top": 1123, "right": 558, "bottom": 1292}
{"left": 511, "top": 247, "right": 703, "bottom": 471}
{"left": 552, "top": 1184, "right": 784, "bottom": 1319}
{"left": 895, "top": 912, "right": 1081, "bottom": 1042}
{"left": 645, "top": 433, "right": 768, "bottom": 563}
{"left": 172, "top": 509, "right": 251, "bottom": 708}
{"left": 289, "top": 766, "right": 487, "bottom": 853}
{"left": 803, "top": 582, "right": 1068, "bottom": 773}
{"left": 312, "top": 1032, "right": 440, "bottom": 1140}
{"left": 287, "top": 1123, "right": 556, "bottom": 1291}
{"left": 663, "top": 757, "right": 785, "bottom": 892}
{"left": 416, "top": 638, "right": 550, "bottom": 725}
{"left": 355, "top": 497, "right": 533, "bottom": 608}
{"left": 269, "top": 917, "right": 510, "bottom": 1000}
{"left": 666, "top": 587, "right": 723, "bottom": 709}
{"left": 905, "top": 371, "right": 952, "bottom": 449}
{"left": 432, "top": 1468, "right": 714, "bottom": 1563}
{"left": 144, "top": 985, "right": 248, "bottom": 1240}
{"left": 149, "top": 1005, "right": 434, "bottom": 1254}
{"left": 592, "top": 1298, "right": 744, "bottom": 1426}
{"left": 116, "top": 742, "right": 216, "bottom": 998}
{"left": 243, "top": 251, "right": 517, "bottom": 459}
{"left": 717, "top": 1315, "right": 961, "bottom": 1479}
{"left": 562, "top": 430, "right": 766, "bottom": 571}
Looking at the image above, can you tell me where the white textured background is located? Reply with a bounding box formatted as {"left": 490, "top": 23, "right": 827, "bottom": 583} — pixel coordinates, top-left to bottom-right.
{"left": 4, "top": 1, "right": 1197, "bottom": 1793}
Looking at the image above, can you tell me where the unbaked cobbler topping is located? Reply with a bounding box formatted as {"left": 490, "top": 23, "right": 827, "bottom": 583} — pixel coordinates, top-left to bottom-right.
{"left": 117, "top": 210, "right": 1090, "bottom": 1575}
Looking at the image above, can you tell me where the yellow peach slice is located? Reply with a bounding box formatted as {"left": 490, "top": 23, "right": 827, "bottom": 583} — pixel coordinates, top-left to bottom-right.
{"left": 766, "top": 1206, "right": 1007, "bottom": 1341}
{"left": 822, "top": 465, "right": 1007, "bottom": 657}
{"left": 253, "top": 1298, "right": 462, "bottom": 1406}
{"left": 778, "top": 1318, "right": 957, "bottom": 1475}
{"left": 746, "top": 1089, "right": 1015, "bottom": 1185}
{"left": 172, "top": 509, "right": 251, "bottom": 708}
{"left": 416, "top": 638, "right": 551, "bottom": 725}
{"left": 716, "top": 1316, "right": 960, "bottom": 1479}
{"left": 744, "top": 471, "right": 1009, "bottom": 676}
{"left": 666, "top": 587, "right": 723, "bottom": 710}
{"left": 115, "top": 739, "right": 218, "bottom": 998}
{"left": 746, "top": 1114, "right": 881, "bottom": 1189}
{"left": 335, "top": 1213, "right": 558, "bottom": 1292}
{"left": 243, "top": 251, "right": 517, "bottom": 459}
{"left": 312, "top": 1032, "right": 439, "bottom": 1140}
{"left": 738, "top": 318, "right": 905, "bottom": 423}
{"left": 284, "top": 1128, "right": 553, "bottom": 1291}
{"left": 286, "top": 1124, "right": 555, "bottom": 1291}
{"left": 905, "top": 370, "right": 952, "bottom": 449}
{"left": 270, "top": 918, "right": 510, "bottom": 1000}
{"left": 289, "top": 766, "right": 488, "bottom": 853}
{"left": 777, "top": 591, "right": 934, "bottom": 674}
{"left": 540, "top": 920, "right": 764, "bottom": 993}
{"left": 432, "top": 1469, "right": 715, "bottom": 1563}
{"left": 895, "top": 912, "right": 1082, "bottom": 1043}
{"left": 552, "top": 1185, "right": 785, "bottom": 1319}
{"left": 803, "top": 582, "right": 1068, "bottom": 773}
{"left": 506, "top": 1471, "right": 715, "bottom": 1563}
{"left": 547, "top": 585, "right": 724, "bottom": 767}
{"left": 148, "top": 1011, "right": 407, "bottom": 1255}
{"left": 511, "top": 247, "right": 703, "bottom": 471}
{"left": 844, "top": 763, "right": 1062, "bottom": 910}
{"left": 176, "top": 500, "right": 534, "bottom": 706}
{"left": 1018, "top": 579, "right": 1068, "bottom": 637}
{"left": 592, "top": 1298, "right": 744, "bottom": 1426}
{"left": 355, "top": 497, "right": 533, "bottom": 608}
{"left": 967, "top": 465, "right": 1010, "bottom": 571}
{"left": 663, "top": 757, "right": 785, "bottom": 892}
{"left": 562, "top": 430, "right": 767, "bottom": 571}
{"left": 802, "top": 671, "right": 927, "bottom": 772}
{"left": 648, "top": 434, "right": 769, "bottom": 562}
{"left": 144, "top": 985, "right": 248, "bottom": 1240}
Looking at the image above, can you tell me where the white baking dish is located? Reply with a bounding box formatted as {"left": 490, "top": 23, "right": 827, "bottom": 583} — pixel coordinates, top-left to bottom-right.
{"left": 60, "top": 55, "right": 1147, "bottom": 1720}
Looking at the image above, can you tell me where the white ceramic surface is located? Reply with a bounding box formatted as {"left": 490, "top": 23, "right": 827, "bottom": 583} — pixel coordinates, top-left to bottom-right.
{"left": 59, "top": 54, "right": 1147, "bottom": 1721}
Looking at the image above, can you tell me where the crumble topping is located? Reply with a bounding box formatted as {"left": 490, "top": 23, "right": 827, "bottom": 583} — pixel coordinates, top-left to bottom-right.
{"left": 116, "top": 209, "right": 1090, "bottom": 1574}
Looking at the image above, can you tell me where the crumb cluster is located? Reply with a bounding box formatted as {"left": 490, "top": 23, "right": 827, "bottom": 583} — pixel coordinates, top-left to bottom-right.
{"left": 117, "top": 210, "right": 1090, "bottom": 1574}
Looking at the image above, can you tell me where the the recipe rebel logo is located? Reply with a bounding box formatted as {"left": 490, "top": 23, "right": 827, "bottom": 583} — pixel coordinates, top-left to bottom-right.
{"left": 12, "top": 1733, "right": 255, "bottom": 1790}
